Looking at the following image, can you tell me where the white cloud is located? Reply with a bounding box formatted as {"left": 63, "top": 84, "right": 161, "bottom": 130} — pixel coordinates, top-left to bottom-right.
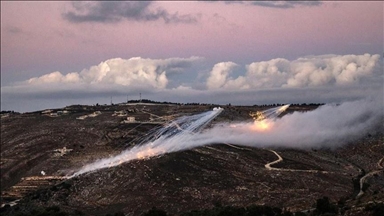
{"left": 243, "top": 58, "right": 290, "bottom": 88}
{"left": 28, "top": 71, "right": 81, "bottom": 84}
{"left": 286, "top": 54, "right": 381, "bottom": 87}
{"left": 26, "top": 57, "right": 202, "bottom": 89}
{"left": 2, "top": 54, "right": 382, "bottom": 112}
{"left": 206, "top": 53, "right": 382, "bottom": 89}
{"left": 206, "top": 62, "right": 238, "bottom": 89}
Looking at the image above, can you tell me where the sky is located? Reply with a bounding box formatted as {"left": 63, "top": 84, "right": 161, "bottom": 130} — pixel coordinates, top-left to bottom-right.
{"left": 1, "top": 1, "right": 383, "bottom": 112}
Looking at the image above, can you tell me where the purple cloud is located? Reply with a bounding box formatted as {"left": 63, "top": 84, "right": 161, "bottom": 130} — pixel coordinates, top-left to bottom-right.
{"left": 63, "top": 1, "right": 199, "bottom": 24}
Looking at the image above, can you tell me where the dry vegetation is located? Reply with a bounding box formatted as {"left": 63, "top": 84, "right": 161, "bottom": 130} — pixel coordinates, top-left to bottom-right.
{"left": 1, "top": 102, "right": 383, "bottom": 215}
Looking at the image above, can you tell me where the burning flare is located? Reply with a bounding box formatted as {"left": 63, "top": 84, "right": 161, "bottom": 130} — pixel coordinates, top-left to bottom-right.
{"left": 251, "top": 119, "right": 273, "bottom": 132}
{"left": 249, "top": 104, "right": 290, "bottom": 132}
{"left": 68, "top": 107, "right": 224, "bottom": 178}
{"left": 249, "top": 104, "right": 290, "bottom": 121}
{"left": 65, "top": 101, "right": 381, "bottom": 178}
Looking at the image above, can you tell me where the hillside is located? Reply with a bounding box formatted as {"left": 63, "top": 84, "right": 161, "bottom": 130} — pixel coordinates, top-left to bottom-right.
{"left": 1, "top": 103, "right": 383, "bottom": 215}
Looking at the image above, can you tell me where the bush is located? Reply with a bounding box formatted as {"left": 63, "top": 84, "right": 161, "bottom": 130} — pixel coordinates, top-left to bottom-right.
{"left": 246, "top": 205, "right": 282, "bottom": 216}
{"left": 293, "top": 212, "right": 307, "bottom": 216}
{"left": 45, "top": 206, "right": 61, "bottom": 212}
{"left": 217, "top": 206, "right": 245, "bottom": 216}
{"left": 315, "top": 197, "right": 338, "bottom": 215}
{"left": 365, "top": 203, "right": 384, "bottom": 216}
{"left": 60, "top": 181, "right": 72, "bottom": 190}
{"left": 113, "top": 212, "right": 125, "bottom": 216}
{"left": 142, "top": 207, "right": 167, "bottom": 216}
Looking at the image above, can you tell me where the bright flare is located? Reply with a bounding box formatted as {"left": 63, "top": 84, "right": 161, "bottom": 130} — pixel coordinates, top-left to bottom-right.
{"left": 249, "top": 104, "right": 290, "bottom": 132}
{"left": 251, "top": 120, "right": 273, "bottom": 132}
{"left": 68, "top": 107, "right": 224, "bottom": 177}
{"left": 250, "top": 104, "right": 290, "bottom": 121}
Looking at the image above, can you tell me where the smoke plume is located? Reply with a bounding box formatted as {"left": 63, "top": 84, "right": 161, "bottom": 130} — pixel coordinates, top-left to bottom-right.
{"left": 202, "top": 98, "right": 382, "bottom": 149}
{"left": 68, "top": 96, "right": 382, "bottom": 177}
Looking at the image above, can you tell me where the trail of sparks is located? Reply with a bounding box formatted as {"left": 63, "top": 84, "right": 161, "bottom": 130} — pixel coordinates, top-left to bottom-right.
{"left": 68, "top": 108, "right": 224, "bottom": 178}
{"left": 248, "top": 104, "right": 290, "bottom": 132}
{"left": 68, "top": 105, "right": 291, "bottom": 178}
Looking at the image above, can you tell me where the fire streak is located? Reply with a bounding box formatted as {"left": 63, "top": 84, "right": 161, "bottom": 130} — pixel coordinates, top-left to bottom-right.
{"left": 68, "top": 107, "right": 224, "bottom": 177}
{"left": 251, "top": 120, "right": 273, "bottom": 132}
{"left": 249, "top": 104, "right": 290, "bottom": 132}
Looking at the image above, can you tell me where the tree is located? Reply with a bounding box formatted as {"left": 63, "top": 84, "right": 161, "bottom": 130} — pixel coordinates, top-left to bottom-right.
{"left": 316, "top": 196, "right": 337, "bottom": 215}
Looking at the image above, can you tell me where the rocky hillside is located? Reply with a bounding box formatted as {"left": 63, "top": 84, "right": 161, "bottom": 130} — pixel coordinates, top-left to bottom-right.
{"left": 1, "top": 103, "right": 383, "bottom": 215}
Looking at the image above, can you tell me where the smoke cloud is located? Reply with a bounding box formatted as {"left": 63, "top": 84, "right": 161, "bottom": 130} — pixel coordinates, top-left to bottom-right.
{"left": 69, "top": 96, "right": 383, "bottom": 177}
{"left": 202, "top": 97, "right": 382, "bottom": 149}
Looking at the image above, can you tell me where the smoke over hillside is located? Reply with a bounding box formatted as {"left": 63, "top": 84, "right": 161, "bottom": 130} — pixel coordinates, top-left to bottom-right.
{"left": 69, "top": 96, "right": 382, "bottom": 177}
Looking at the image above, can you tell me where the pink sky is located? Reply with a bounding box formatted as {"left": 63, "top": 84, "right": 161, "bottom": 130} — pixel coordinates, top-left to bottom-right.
{"left": 1, "top": 1, "right": 382, "bottom": 82}
{"left": 1, "top": 1, "right": 383, "bottom": 112}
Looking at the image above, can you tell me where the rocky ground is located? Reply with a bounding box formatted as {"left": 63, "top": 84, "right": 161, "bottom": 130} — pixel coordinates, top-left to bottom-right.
{"left": 1, "top": 102, "right": 383, "bottom": 215}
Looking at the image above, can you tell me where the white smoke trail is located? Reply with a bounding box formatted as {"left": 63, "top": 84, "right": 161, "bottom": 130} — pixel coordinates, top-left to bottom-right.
{"left": 251, "top": 104, "right": 290, "bottom": 120}
{"left": 196, "top": 97, "right": 383, "bottom": 149}
{"left": 68, "top": 97, "right": 382, "bottom": 177}
{"left": 69, "top": 107, "right": 224, "bottom": 177}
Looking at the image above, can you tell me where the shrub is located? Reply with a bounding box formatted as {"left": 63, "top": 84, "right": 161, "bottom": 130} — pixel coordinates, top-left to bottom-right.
{"left": 142, "top": 207, "right": 167, "bottom": 216}
{"left": 365, "top": 203, "right": 384, "bottom": 216}
{"left": 315, "top": 197, "right": 338, "bottom": 215}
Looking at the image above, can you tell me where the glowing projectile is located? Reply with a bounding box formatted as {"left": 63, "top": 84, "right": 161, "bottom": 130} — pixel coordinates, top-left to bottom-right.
{"left": 249, "top": 104, "right": 290, "bottom": 132}
{"left": 250, "top": 104, "right": 290, "bottom": 121}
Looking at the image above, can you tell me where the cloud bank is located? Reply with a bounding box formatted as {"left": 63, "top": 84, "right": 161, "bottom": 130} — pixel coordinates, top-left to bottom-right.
{"left": 206, "top": 62, "right": 238, "bottom": 89}
{"left": 206, "top": 54, "right": 382, "bottom": 89}
{"left": 63, "top": 1, "right": 199, "bottom": 24}
{"left": 26, "top": 57, "right": 202, "bottom": 89}
{"left": 1, "top": 53, "right": 382, "bottom": 112}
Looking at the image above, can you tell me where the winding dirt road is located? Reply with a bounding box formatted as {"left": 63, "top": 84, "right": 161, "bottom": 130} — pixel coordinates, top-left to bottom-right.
{"left": 378, "top": 157, "right": 384, "bottom": 169}
{"left": 262, "top": 149, "right": 384, "bottom": 200}
{"left": 203, "top": 143, "right": 383, "bottom": 200}
{"left": 357, "top": 170, "right": 383, "bottom": 198}
{"left": 264, "top": 149, "right": 330, "bottom": 174}
{"left": 263, "top": 149, "right": 384, "bottom": 200}
{"left": 356, "top": 156, "right": 384, "bottom": 198}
